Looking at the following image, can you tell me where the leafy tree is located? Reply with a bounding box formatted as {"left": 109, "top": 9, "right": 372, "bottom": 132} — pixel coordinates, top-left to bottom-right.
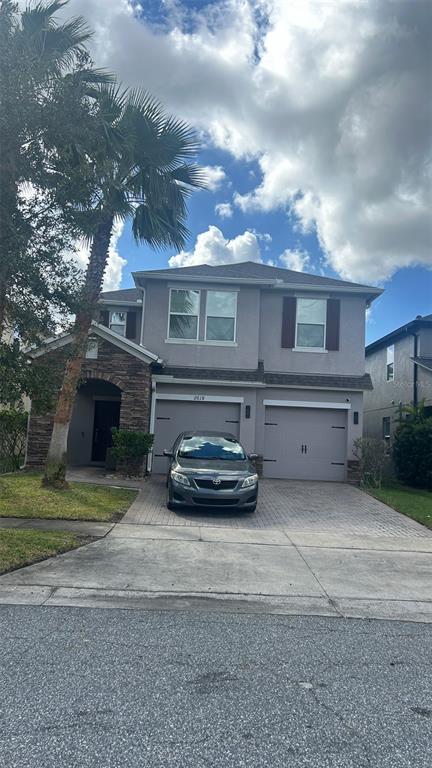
{"left": 393, "top": 419, "right": 432, "bottom": 489}
{"left": 0, "top": 0, "right": 112, "bottom": 404}
{"left": 44, "top": 85, "right": 205, "bottom": 487}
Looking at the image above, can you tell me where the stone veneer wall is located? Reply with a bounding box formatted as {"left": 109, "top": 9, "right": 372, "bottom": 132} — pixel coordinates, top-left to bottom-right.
{"left": 26, "top": 339, "right": 152, "bottom": 467}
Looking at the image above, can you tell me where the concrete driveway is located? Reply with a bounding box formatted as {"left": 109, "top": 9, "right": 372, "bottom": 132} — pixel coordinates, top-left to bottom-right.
{"left": 1, "top": 477, "right": 431, "bottom": 622}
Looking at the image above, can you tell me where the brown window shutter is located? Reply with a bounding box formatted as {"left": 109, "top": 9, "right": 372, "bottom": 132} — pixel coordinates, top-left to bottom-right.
{"left": 326, "top": 299, "right": 340, "bottom": 351}
{"left": 100, "top": 309, "right": 110, "bottom": 327}
{"left": 126, "top": 311, "right": 137, "bottom": 340}
{"left": 281, "top": 297, "right": 297, "bottom": 348}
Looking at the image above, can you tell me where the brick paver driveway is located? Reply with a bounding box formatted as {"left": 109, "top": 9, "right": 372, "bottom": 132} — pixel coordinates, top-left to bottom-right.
{"left": 121, "top": 475, "right": 430, "bottom": 538}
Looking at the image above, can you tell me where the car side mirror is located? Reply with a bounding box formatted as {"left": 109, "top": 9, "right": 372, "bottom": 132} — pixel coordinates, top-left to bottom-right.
{"left": 248, "top": 453, "right": 258, "bottom": 460}
{"left": 163, "top": 449, "right": 173, "bottom": 457}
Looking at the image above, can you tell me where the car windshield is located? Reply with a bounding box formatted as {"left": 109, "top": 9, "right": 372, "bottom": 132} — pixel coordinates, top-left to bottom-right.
{"left": 177, "top": 436, "right": 246, "bottom": 461}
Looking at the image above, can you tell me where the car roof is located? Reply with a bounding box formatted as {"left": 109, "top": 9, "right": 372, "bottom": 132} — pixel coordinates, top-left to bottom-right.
{"left": 176, "top": 431, "right": 238, "bottom": 440}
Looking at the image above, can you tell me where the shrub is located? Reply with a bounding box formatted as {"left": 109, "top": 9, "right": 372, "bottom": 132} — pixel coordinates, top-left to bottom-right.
{"left": 0, "top": 409, "right": 28, "bottom": 473}
{"left": 110, "top": 429, "right": 154, "bottom": 477}
{"left": 353, "top": 437, "right": 388, "bottom": 488}
{"left": 393, "top": 419, "right": 432, "bottom": 489}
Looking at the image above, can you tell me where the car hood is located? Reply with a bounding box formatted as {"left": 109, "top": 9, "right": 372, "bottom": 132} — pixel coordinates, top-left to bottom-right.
{"left": 174, "top": 458, "right": 255, "bottom": 476}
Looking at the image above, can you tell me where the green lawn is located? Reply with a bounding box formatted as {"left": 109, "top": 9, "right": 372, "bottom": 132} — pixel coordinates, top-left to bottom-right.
{"left": 0, "top": 473, "right": 137, "bottom": 522}
{"left": 368, "top": 481, "right": 432, "bottom": 529}
{"left": 0, "top": 528, "right": 82, "bottom": 574}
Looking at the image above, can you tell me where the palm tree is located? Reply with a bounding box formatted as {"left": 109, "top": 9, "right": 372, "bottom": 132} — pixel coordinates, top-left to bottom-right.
{"left": 43, "top": 86, "right": 205, "bottom": 487}
{"left": 0, "top": 0, "right": 113, "bottom": 335}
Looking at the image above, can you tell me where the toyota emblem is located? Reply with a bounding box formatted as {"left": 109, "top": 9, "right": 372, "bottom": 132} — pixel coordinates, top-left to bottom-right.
{"left": 212, "top": 478, "right": 221, "bottom": 486}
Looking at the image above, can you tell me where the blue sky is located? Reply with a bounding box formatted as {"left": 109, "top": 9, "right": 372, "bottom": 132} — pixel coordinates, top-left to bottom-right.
{"left": 118, "top": 142, "right": 432, "bottom": 345}
{"left": 73, "top": 0, "right": 432, "bottom": 345}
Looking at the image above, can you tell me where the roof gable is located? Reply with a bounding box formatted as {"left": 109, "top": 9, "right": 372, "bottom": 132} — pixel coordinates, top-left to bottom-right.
{"left": 30, "top": 322, "right": 161, "bottom": 364}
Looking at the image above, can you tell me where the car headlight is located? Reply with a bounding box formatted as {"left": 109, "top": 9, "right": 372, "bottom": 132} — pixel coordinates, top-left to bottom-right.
{"left": 171, "top": 470, "right": 191, "bottom": 487}
{"left": 241, "top": 474, "right": 258, "bottom": 488}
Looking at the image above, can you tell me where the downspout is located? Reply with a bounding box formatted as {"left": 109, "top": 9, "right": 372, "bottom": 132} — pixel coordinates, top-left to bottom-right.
{"left": 140, "top": 286, "right": 146, "bottom": 346}
{"left": 411, "top": 331, "right": 419, "bottom": 407}
{"left": 147, "top": 379, "right": 157, "bottom": 473}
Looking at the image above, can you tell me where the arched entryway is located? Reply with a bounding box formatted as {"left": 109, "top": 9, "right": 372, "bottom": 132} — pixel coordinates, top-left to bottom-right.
{"left": 67, "top": 379, "right": 122, "bottom": 466}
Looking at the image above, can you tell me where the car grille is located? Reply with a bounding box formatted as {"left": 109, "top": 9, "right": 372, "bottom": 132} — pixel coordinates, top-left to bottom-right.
{"left": 195, "top": 497, "right": 239, "bottom": 506}
{"left": 194, "top": 479, "right": 238, "bottom": 490}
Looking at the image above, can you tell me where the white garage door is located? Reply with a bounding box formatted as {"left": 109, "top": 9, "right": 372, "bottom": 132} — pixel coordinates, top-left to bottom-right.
{"left": 263, "top": 406, "right": 347, "bottom": 481}
{"left": 152, "top": 399, "right": 241, "bottom": 474}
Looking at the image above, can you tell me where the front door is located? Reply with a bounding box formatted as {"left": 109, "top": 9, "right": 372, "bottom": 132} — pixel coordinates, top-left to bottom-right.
{"left": 91, "top": 400, "right": 121, "bottom": 462}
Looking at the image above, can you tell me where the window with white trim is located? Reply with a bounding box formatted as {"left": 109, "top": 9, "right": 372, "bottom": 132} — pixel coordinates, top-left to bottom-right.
{"left": 386, "top": 345, "right": 394, "bottom": 381}
{"left": 295, "top": 298, "right": 326, "bottom": 349}
{"left": 109, "top": 311, "right": 127, "bottom": 337}
{"left": 382, "top": 416, "right": 391, "bottom": 440}
{"left": 205, "top": 291, "right": 237, "bottom": 342}
{"left": 168, "top": 289, "right": 200, "bottom": 339}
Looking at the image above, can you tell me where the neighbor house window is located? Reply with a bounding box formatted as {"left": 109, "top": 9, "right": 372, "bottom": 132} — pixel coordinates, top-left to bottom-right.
{"left": 109, "top": 311, "right": 127, "bottom": 337}
{"left": 382, "top": 416, "right": 391, "bottom": 440}
{"left": 168, "top": 289, "right": 200, "bottom": 339}
{"left": 295, "top": 298, "right": 326, "bottom": 349}
{"left": 386, "top": 345, "right": 394, "bottom": 381}
{"left": 205, "top": 291, "right": 237, "bottom": 342}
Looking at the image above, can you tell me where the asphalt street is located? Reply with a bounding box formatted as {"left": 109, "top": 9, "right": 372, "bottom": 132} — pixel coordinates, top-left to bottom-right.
{"left": 1, "top": 606, "right": 431, "bottom": 767}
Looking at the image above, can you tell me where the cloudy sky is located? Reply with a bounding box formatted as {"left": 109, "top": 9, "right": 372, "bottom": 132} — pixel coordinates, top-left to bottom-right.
{"left": 67, "top": 0, "right": 431, "bottom": 342}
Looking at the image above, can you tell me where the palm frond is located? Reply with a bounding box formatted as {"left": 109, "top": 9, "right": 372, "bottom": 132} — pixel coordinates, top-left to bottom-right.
{"left": 170, "top": 163, "right": 208, "bottom": 190}
{"left": 132, "top": 203, "right": 189, "bottom": 251}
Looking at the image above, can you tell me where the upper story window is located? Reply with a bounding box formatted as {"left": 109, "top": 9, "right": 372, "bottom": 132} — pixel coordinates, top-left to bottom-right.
{"left": 386, "top": 344, "right": 394, "bottom": 381}
{"left": 110, "top": 311, "right": 127, "bottom": 337}
{"left": 168, "top": 289, "right": 200, "bottom": 340}
{"left": 295, "top": 298, "right": 326, "bottom": 349}
{"left": 205, "top": 291, "right": 237, "bottom": 342}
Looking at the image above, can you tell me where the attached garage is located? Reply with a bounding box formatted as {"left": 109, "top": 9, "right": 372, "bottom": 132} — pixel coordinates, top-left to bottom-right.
{"left": 151, "top": 396, "right": 241, "bottom": 474}
{"left": 263, "top": 401, "right": 348, "bottom": 481}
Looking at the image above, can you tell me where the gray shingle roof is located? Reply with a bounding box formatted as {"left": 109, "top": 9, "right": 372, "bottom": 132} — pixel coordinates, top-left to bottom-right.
{"left": 100, "top": 288, "right": 141, "bottom": 302}
{"left": 135, "top": 260, "right": 378, "bottom": 290}
{"left": 156, "top": 365, "right": 373, "bottom": 390}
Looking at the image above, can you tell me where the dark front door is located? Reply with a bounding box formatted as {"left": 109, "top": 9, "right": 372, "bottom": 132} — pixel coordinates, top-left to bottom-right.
{"left": 91, "top": 400, "right": 121, "bottom": 462}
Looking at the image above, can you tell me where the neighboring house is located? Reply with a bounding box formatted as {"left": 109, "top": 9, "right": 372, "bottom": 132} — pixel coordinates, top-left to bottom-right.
{"left": 364, "top": 314, "right": 432, "bottom": 442}
{"left": 26, "top": 261, "right": 381, "bottom": 481}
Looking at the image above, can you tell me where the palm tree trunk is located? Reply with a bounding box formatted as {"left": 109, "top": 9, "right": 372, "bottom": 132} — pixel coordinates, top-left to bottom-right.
{"left": 43, "top": 211, "right": 114, "bottom": 488}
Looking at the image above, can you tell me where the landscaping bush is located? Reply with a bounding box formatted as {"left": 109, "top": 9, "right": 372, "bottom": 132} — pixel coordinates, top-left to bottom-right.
{"left": 110, "top": 429, "right": 154, "bottom": 477}
{"left": 353, "top": 437, "right": 388, "bottom": 488}
{"left": 393, "top": 419, "right": 432, "bottom": 489}
{"left": 0, "top": 409, "right": 28, "bottom": 473}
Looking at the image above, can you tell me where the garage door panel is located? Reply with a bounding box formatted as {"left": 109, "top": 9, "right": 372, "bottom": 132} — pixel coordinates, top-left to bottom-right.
{"left": 263, "top": 406, "right": 347, "bottom": 481}
{"left": 152, "top": 400, "right": 240, "bottom": 474}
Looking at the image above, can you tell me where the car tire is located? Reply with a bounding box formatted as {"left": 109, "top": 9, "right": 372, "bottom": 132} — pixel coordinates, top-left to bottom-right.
{"left": 248, "top": 503, "right": 257, "bottom": 513}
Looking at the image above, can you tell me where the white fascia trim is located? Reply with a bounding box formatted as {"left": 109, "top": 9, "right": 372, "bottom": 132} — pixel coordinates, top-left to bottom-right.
{"left": 153, "top": 376, "right": 265, "bottom": 388}
{"left": 91, "top": 323, "right": 162, "bottom": 363}
{"left": 98, "top": 300, "right": 142, "bottom": 306}
{"left": 263, "top": 399, "right": 352, "bottom": 410}
{"left": 29, "top": 322, "right": 162, "bottom": 365}
{"left": 134, "top": 273, "right": 278, "bottom": 287}
{"left": 29, "top": 333, "right": 72, "bottom": 358}
{"left": 156, "top": 393, "right": 244, "bottom": 404}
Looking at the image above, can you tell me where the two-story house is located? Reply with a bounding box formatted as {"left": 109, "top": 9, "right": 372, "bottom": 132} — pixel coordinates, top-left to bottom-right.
{"left": 364, "top": 313, "right": 432, "bottom": 442}
{"left": 26, "top": 261, "right": 381, "bottom": 481}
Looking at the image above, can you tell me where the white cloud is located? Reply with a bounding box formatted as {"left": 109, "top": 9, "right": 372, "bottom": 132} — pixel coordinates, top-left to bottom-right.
{"left": 74, "top": 219, "right": 127, "bottom": 292}
{"left": 215, "top": 202, "right": 233, "bottom": 219}
{"left": 168, "top": 225, "right": 263, "bottom": 268}
{"left": 280, "top": 248, "right": 311, "bottom": 273}
{"left": 202, "top": 165, "right": 227, "bottom": 192}
{"left": 65, "top": 0, "right": 432, "bottom": 283}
